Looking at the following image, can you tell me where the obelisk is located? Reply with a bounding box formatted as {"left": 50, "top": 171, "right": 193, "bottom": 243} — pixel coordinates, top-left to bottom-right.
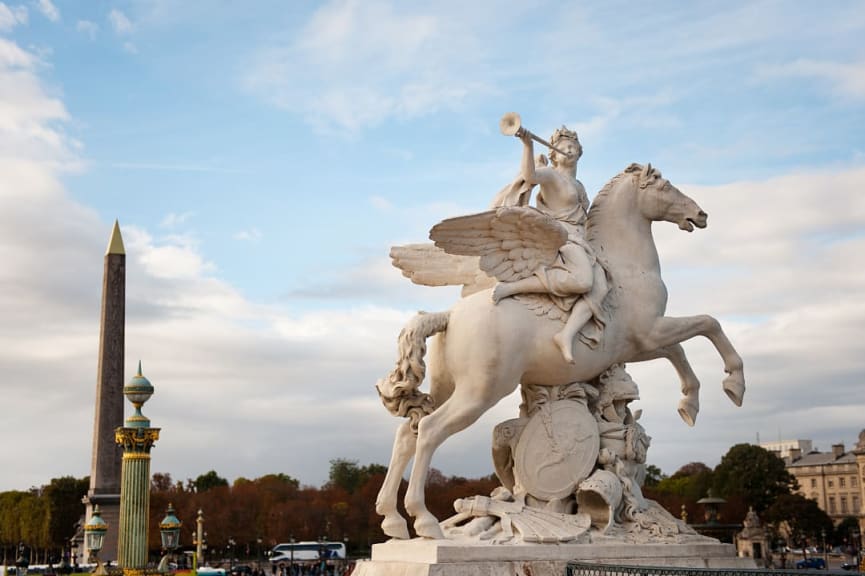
{"left": 83, "top": 220, "right": 126, "bottom": 563}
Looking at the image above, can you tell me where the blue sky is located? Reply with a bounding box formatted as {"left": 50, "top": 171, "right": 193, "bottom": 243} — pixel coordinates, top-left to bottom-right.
{"left": 1, "top": 0, "right": 864, "bottom": 493}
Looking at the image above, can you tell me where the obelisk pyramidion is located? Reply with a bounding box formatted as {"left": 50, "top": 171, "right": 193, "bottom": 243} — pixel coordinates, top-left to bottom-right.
{"left": 83, "top": 220, "right": 126, "bottom": 562}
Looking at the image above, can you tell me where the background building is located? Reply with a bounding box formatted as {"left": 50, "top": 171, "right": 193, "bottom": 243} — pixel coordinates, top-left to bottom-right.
{"left": 761, "top": 439, "right": 813, "bottom": 459}
{"left": 765, "top": 430, "right": 865, "bottom": 533}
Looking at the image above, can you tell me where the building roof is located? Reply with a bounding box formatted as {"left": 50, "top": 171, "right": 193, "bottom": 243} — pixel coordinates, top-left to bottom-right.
{"left": 788, "top": 450, "right": 857, "bottom": 467}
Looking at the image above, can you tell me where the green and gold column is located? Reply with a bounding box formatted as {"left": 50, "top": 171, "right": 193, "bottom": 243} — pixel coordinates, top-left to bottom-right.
{"left": 115, "top": 362, "right": 160, "bottom": 576}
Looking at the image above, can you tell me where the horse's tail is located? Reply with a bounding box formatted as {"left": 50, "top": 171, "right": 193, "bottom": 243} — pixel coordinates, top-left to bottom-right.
{"left": 376, "top": 310, "right": 450, "bottom": 433}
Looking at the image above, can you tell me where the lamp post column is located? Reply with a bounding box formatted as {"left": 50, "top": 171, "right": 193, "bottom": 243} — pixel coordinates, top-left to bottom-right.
{"left": 115, "top": 363, "right": 160, "bottom": 576}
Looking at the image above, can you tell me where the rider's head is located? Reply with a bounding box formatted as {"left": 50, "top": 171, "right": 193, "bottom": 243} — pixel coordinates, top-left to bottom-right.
{"left": 549, "top": 126, "right": 582, "bottom": 167}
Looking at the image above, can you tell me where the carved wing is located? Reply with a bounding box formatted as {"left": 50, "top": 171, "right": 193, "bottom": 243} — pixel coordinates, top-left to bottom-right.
{"left": 430, "top": 206, "right": 568, "bottom": 282}
{"left": 389, "top": 243, "right": 494, "bottom": 296}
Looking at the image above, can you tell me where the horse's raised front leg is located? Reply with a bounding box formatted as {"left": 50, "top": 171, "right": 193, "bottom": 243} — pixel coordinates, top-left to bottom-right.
{"left": 405, "top": 388, "right": 508, "bottom": 539}
{"left": 642, "top": 315, "right": 745, "bottom": 406}
{"left": 630, "top": 343, "right": 701, "bottom": 426}
{"left": 375, "top": 420, "right": 416, "bottom": 539}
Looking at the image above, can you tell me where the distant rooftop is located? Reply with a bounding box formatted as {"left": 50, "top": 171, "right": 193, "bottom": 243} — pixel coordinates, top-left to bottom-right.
{"left": 787, "top": 450, "right": 856, "bottom": 467}
{"left": 760, "top": 439, "right": 812, "bottom": 458}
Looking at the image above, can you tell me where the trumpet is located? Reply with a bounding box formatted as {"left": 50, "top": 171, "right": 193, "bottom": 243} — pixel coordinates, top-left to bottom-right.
{"left": 499, "top": 112, "right": 571, "bottom": 157}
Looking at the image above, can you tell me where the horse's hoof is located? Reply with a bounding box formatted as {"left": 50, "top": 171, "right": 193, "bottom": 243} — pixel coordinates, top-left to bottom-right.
{"left": 414, "top": 513, "right": 445, "bottom": 540}
{"left": 723, "top": 371, "right": 745, "bottom": 407}
{"left": 381, "top": 515, "right": 410, "bottom": 540}
{"left": 677, "top": 397, "right": 698, "bottom": 427}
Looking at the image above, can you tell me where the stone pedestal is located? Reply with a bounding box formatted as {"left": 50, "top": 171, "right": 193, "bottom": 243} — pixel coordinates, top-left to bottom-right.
{"left": 354, "top": 540, "right": 757, "bottom": 576}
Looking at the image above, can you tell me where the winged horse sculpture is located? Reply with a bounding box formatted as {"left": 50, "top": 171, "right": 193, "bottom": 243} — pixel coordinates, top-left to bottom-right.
{"left": 375, "top": 162, "right": 745, "bottom": 540}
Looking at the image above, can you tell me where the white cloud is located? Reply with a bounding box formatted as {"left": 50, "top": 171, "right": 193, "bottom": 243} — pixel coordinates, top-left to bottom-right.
{"left": 76, "top": 19, "right": 98, "bottom": 39}
{"left": 243, "top": 0, "right": 490, "bottom": 133}
{"left": 0, "top": 3, "right": 27, "bottom": 31}
{"left": 161, "top": 211, "right": 193, "bottom": 228}
{"left": 33, "top": 0, "right": 57, "bottom": 22}
{"left": 369, "top": 195, "right": 393, "bottom": 211}
{"left": 122, "top": 41, "right": 138, "bottom": 54}
{"left": 108, "top": 8, "right": 133, "bottom": 34}
{"left": 233, "top": 227, "right": 262, "bottom": 242}
{"left": 0, "top": 37, "right": 74, "bottom": 166}
{"left": 757, "top": 58, "right": 865, "bottom": 101}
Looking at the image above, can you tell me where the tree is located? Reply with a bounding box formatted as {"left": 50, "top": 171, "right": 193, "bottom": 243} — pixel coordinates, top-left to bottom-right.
{"left": 654, "top": 462, "right": 713, "bottom": 501}
{"left": 765, "top": 493, "right": 833, "bottom": 549}
{"left": 712, "top": 443, "right": 796, "bottom": 513}
{"left": 643, "top": 464, "right": 666, "bottom": 487}
{"left": 43, "top": 476, "right": 89, "bottom": 551}
{"left": 327, "top": 460, "right": 387, "bottom": 494}
{"left": 194, "top": 470, "right": 229, "bottom": 493}
{"left": 834, "top": 516, "right": 860, "bottom": 547}
{"left": 151, "top": 473, "right": 174, "bottom": 492}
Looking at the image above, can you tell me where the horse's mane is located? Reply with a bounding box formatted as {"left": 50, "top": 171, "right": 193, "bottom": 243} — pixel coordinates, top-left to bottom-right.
{"left": 586, "top": 163, "right": 657, "bottom": 243}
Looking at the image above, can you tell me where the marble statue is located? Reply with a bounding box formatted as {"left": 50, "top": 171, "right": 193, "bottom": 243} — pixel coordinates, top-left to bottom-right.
{"left": 374, "top": 113, "right": 746, "bottom": 543}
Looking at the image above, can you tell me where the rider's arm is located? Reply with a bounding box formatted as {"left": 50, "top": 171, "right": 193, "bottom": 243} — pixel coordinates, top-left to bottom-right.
{"left": 520, "top": 132, "right": 557, "bottom": 188}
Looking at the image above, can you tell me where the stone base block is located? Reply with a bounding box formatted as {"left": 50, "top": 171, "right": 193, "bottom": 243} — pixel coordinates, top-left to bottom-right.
{"left": 353, "top": 540, "right": 756, "bottom": 576}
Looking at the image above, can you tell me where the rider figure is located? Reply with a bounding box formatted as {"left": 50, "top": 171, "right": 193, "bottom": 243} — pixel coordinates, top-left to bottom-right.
{"left": 492, "top": 126, "right": 608, "bottom": 363}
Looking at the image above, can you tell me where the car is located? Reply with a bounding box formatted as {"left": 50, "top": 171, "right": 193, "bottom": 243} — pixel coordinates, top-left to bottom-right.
{"left": 795, "top": 558, "right": 826, "bottom": 570}
{"left": 230, "top": 566, "right": 253, "bottom": 576}
{"left": 840, "top": 561, "right": 859, "bottom": 571}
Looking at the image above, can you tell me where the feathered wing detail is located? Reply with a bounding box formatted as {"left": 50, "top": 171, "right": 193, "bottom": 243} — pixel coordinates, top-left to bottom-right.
{"left": 389, "top": 243, "right": 494, "bottom": 296}
{"left": 430, "top": 207, "right": 568, "bottom": 282}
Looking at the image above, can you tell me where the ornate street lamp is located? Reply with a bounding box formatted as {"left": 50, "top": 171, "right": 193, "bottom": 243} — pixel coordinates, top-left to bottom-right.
{"left": 158, "top": 503, "right": 182, "bottom": 573}
{"left": 84, "top": 506, "right": 108, "bottom": 576}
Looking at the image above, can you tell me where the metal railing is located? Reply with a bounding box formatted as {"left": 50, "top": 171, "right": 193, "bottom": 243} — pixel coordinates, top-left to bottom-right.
{"left": 566, "top": 562, "right": 854, "bottom": 576}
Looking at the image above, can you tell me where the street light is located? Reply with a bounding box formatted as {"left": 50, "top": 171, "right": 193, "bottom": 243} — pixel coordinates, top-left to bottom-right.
{"left": 69, "top": 539, "right": 79, "bottom": 572}
{"left": 256, "top": 538, "right": 262, "bottom": 568}
{"left": 289, "top": 536, "right": 295, "bottom": 576}
{"left": 854, "top": 530, "right": 862, "bottom": 571}
{"left": 228, "top": 538, "right": 236, "bottom": 572}
{"left": 84, "top": 505, "right": 108, "bottom": 576}
{"left": 159, "top": 503, "right": 182, "bottom": 573}
{"left": 821, "top": 528, "right": 828, "bottom": 570}
{"left": 192, "top": 510, "right": 205, "bottom": 569}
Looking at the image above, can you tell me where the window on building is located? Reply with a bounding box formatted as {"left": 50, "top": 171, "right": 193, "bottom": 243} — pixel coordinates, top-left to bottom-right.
{"left": 840, "top": 477, "right": 846, "bottom": 488}
{"left": 828, "top": 479, "right": 834, "bottom": 488}
{"left": 829, "top": 496, "right": 836, "bottom": 514}
{"left": 841, "top": 496, "right": 848, "bottom": 514}
{"left": 852, "top": 476, "right": 858, "bottom": 487}
{"left": 854, "top": 495, "right": 860, "bottom": 513}
{"left": 811, "top": 478, "right": 817, "bottom": 488}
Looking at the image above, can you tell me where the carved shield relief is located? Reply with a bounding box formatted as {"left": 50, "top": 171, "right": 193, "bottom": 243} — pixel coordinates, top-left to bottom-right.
{"left": 513, "top": 400, "right": 600, "bottom": 501}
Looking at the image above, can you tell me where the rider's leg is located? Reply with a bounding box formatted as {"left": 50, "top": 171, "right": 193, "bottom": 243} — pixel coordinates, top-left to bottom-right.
{"left": 553, "top": 298, "right": 593, "bottom": 364}
{"left": 492, "top": 276, "right": 547, "bottom": 303}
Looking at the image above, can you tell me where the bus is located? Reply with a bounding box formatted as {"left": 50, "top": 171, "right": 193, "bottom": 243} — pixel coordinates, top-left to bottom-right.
{"left": 270, "top": 541, "right": 346, "bottom": 562}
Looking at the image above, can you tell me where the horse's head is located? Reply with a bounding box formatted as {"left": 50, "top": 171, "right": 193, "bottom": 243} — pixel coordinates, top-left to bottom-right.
{"left": 633, "top": 163, "right": 707, "bottom": 232}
